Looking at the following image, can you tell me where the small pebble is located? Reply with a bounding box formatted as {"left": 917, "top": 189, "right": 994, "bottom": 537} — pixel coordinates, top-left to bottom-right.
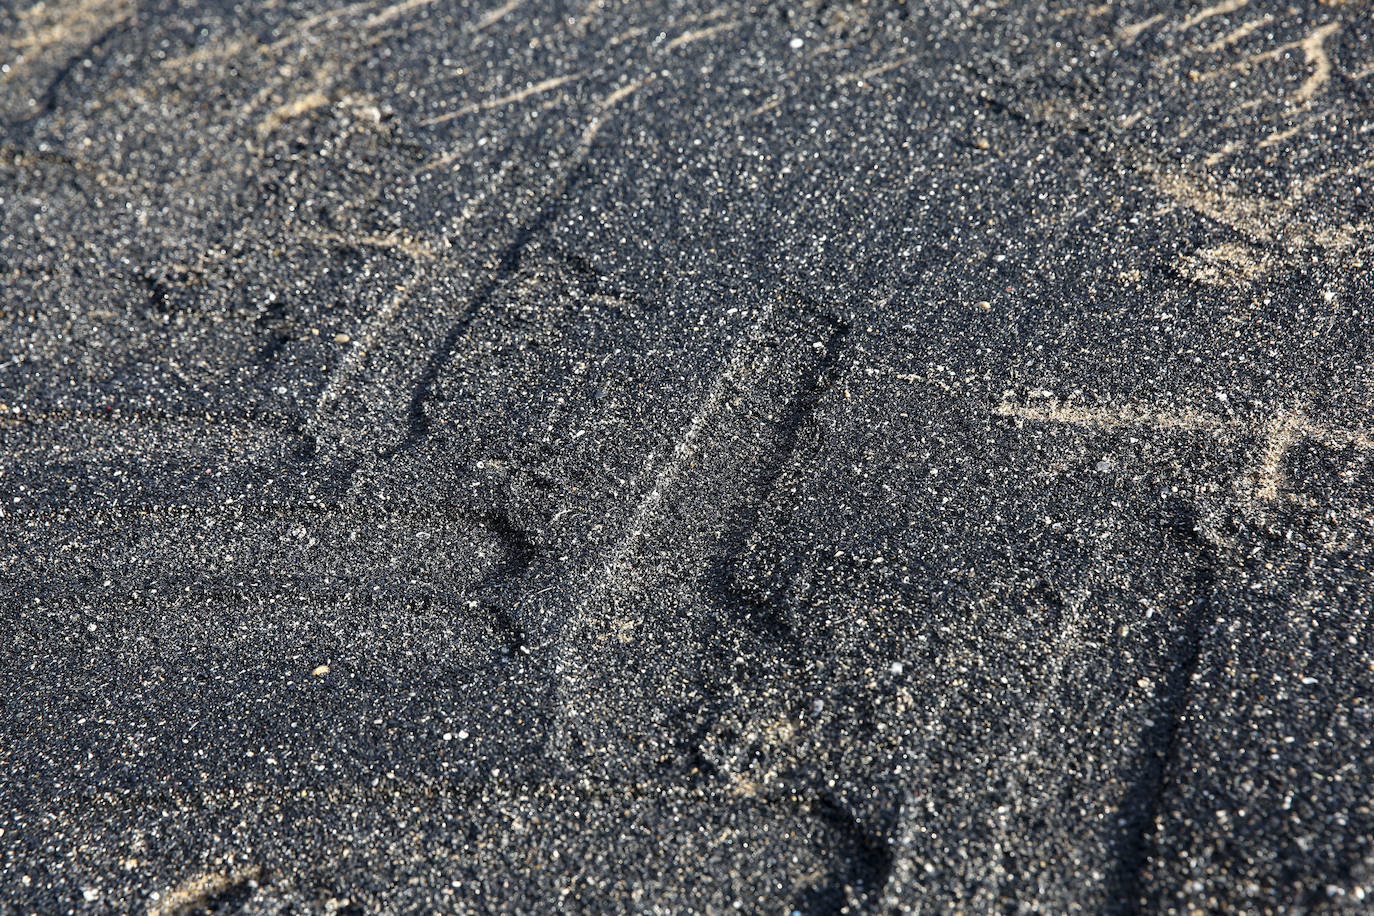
{"left": 312, "top": 664, "right": 330, "bottom": 677}
{"left": 334, "top": 333, "right": 351, "bottom": 344}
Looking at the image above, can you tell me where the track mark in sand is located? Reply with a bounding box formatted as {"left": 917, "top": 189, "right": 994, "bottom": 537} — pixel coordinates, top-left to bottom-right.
{"left": 551, "top": 297, "right": 849, "bottom": 760}
{"left": 306, "top": 164, "right": 516, "bottom": 451}
{"left": 1, "top": 6, "right": 132, "bottom": 120}
{"left": 601, "top": 6, "right": 731, "bottom": 48}
{"left": 984, "top": 578, "right": 1096, "bottom": 911}
{"left": 392, "top": 78, "right": 652, "bottom": 456}
{"left": 9, "top": 499, "right": 511, "bottom": 524}
{"left": 588, "top": 302, "right": 844, "bottom": 607}
{"left": 160, "top": 0, "right": 524, "bottom": 91}
{"left": 1112, "top": 529, "right": 1217, "bottom": 913}
{"left": 316, "top": 77, "right": 647, "bottom": 462}
{"left": 267, "top": 0, "right": 377, "bottom": 48}
{"left": 731, "top": 41, "right": 852, "bottom": 123}
{"left": 308, "top": 275, "right": 418, "bottom": 438}
{"left": 877, "top": 793, "right": 930, "bottom": 910}
{"left": 995, "top": 395, "right": 1374, "bottom": 505}
{"left": 709, "top": 308, "right": 851, "bottom": 646}
{"left": 158, "top": 37, "right": 258, "bottom": 73}
{"left": 0, "top": 406, "right": 305, "bottom": 438}
{"left": 1143, "top": 162, "right": 1289, "bottom": 244}
{"left": 158, "top": 1, "right": 371, "bottom": 70}
{"left": 1252, "top": 407, "right": 1306, "bottom": 501}
{"left": 797, "top": 793, "right": 895, "bottom": 912}
{"left": 5, "top": 0, "right": 131, "bottom": 56}
{"left": 997, "top": 384, "right": 1374, "bottom": 878}
{"left": 419, "top": 12, "right": 725, "bottom": 131}
{"left": 148, "top": 866, "right": 261, "bottom": 916}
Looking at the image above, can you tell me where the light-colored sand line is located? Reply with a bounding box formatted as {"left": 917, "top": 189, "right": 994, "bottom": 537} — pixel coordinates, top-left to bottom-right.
{"left": 579, "top": 76, "right": 653, "bottom": 147}
{"left": 421, "top": 72, "right": 584, "bottom": 127}
{"left": 1295, "top": 21, "right": 1341, "bottom": 102}
{"left": 303, "top": 230, "right": 444, "bottom": 262}
{"left": 1197, "top": 21, "right": 1342, "bottom": 105}
{"left": 663, "top": 20, "right": 741, "bottom": 51}
{"left": 148, "top": 866, "right": 261, "bottom": 916}
{"left": 1256, "top": 116, "right": 1317, "bottom": 151}
{"left": 998, "top": 396, "right": 1374, "bottom": 503}
{"left": 265, "top": 0, "right": 378, "bottom": 52}
{"left": 474, "top": 0, "right": 526, "bottom": 31}
{"left": 7, "top": 0, "right": 131, "bottom": 51}
{"left": 364, "top": 0, "right": 441, "bottom": 30}
{"left": 309, "top": 275, "right": 423, "bottom": 432}
{"left": 1182, "top": 0, "right": 1249, "bottom": 31}
{"left": 1254, "top": 408, "right": 1302, "bottom": 501}
{"left": 307, "top": 163, "right": 516, "bottom": 440}
{"left": 1204, "top": 14, "right": 1272, "bottom": 52}
{"left": 995, "top": 399, "right": 1237, "bottom": 436}
{"left": 841, "top": 54, "right": 916, "bottom": 84}
{"left": 1117, "top": 14, "right": 1163, "bottom": 44}
{"left": 256, "top": 90, "right": 331, "bottom": 136}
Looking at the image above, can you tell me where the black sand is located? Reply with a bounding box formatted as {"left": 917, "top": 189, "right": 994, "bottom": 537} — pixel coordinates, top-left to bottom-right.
{"left": 3, "top": 0, "right": 1374, "bottom": 912}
